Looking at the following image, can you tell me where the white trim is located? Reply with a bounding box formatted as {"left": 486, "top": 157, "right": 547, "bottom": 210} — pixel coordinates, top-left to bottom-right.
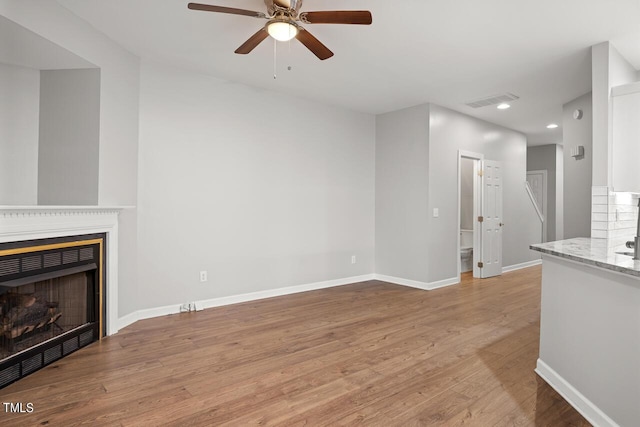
{"left": 117, "top": 274, "right": 376, "bottom": 331}
{"left": 374, "top": 274, "right": 429, "bottom": 290}
{"left": 536, "top": 359, "right": 620, "bottom": 427}
{"left": 373, "top": 274, "right": 459, "bottom": 290}
{"left": 525, "top": 180, "right": 545, "bottom": 223}
{"left": 501, "top": 259, "right": 542, "bottom": 273}
{"left": 526, "top": 170, "right": 547, "bottom": 242}
{"left": 117, "top": 311, "right": 140, "bottom": 331}
{"left": 426, "top": 276, "right": 459, "bottom": 290}
{"left": 198, "top": 274, "right": 375, "bottom": 310}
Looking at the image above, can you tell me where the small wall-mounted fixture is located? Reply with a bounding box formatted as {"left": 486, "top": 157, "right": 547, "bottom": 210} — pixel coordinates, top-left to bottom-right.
{"left": 571, "top": 145, "right": 585, "bottom": 159}
{"left": 573, "top": 109, "right": 583, "bottom": 120}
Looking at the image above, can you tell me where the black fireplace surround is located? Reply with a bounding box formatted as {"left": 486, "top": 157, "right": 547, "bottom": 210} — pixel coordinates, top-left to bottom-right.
{"left": 0, "top": 233, "right": 106, "bottom": 389}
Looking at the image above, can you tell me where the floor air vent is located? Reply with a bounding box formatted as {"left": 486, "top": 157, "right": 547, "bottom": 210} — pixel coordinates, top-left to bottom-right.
{"left": 0, "top": 364, "right": 20, "bottom": 388}
{"left": 63, "top": 337, "right": 79, "bottom": 355}
{"left": 79, "top": 330, "right": 94, "bottom": 347}
{"left": 43, "top": 346, "right": 62, "bottom": 364}
{"left": 21, "top": 354, "right": 42, "bottom": 375}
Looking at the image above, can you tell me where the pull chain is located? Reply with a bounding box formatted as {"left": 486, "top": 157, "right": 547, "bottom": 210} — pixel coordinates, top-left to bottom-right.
{"left": 273, "top": 39, "right": 277, "bottom": 80}
{"left": 288, "top": 36, "right": 292, "bottom": 72}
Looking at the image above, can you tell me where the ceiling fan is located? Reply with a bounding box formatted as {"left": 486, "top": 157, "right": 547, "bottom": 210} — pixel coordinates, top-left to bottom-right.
{"left": 187, "top": 1, "right": 372, "bottom": 60}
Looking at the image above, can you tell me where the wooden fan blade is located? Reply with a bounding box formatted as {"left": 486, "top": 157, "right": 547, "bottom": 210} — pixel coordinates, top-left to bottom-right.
{"left": 188, "top": 3, "right": 266, "bottom": 18}
{"left": 235, "top": 28, "right": 269, "bottom": 54}
{"left": 295, "top": 29, "right": 333, "bottom": 60}
{"left": 299, "top": 11, "right": 372, "bottom": 25}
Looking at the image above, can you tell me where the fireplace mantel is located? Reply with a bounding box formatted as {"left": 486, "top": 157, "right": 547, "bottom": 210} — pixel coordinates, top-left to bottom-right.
{"left": 0, "top": 206, "right": 129, "bottom": 336}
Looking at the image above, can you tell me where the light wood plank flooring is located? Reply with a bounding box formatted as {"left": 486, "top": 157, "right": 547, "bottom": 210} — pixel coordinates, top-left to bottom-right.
{"left": 0, "top": 266, "right": 590, "bottom": 426}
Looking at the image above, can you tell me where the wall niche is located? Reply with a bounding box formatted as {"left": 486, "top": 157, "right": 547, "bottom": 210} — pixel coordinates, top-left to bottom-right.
{"left": 0, "top": 15, "right": 100, "bottom": 206}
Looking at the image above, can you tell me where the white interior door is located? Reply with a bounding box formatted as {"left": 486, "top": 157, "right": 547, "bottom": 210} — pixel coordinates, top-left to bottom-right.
{"left": 480, "top": 160, "right": 503, "bottom": 278}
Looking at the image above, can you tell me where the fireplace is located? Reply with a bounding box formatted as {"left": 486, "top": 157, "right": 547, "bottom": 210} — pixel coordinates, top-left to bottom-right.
{"left": 0, "top": 234, "right": 105, "bottom": 389}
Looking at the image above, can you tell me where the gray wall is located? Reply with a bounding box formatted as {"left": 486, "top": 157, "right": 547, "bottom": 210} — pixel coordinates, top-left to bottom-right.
{"left": 38, "top": 68, "right": 100, "bottom": 205}
{"left": 527, "top": 144, "right": 558, "bottom": 241}
{"left": 562, "top": 92, "right": 593, "bottom": 238}
{"left": 375, "top": 103, "right": 541, "bottom": 284}
{"left": 427, "top": 104, "right": 541, "bottom": 282}
{"left": 137, "top": 61, "right": 375, "bottom": 309}
{"left": 2, "top": 1, "right": 141, "bottom": 320}
{"left": 375, "top": 105, "right": 430, "bottom": 282}
{"left": 0, "top": 62, "right": 39, "bottom": 204}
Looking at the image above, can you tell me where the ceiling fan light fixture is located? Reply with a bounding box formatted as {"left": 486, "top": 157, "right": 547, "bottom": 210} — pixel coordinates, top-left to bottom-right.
{"left": 267, "top": 21, "right": 298, "bottom": 41}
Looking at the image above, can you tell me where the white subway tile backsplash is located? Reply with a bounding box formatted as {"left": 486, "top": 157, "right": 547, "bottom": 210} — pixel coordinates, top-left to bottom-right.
{"left": 592, "top": 195, "right": 609, "bottom": 205}
{"left": 590, "top": 221, "right": 609, "bottom": 230}
{"left": 591, "top": 213, "right": 616, "bottom": 222}
{"left": 617, "top": 212, "right": 637, "bottom": 221}
{"left": 610, "top": 204, "right": 637, "bottom": 213}
{"left": 590, "top": 187, "right": 639, "bottom": 240}
{"left": 615, "top": 220, "right": 637, "bottom": 229}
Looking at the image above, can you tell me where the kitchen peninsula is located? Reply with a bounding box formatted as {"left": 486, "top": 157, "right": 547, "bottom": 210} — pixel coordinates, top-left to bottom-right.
{"left": 530, "top": 238, "right": 640, "bottom": 427}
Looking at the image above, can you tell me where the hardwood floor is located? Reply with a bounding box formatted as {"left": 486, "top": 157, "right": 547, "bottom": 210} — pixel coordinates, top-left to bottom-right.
{"left": 0, "top": 266, "right": 590, "bottom": 426}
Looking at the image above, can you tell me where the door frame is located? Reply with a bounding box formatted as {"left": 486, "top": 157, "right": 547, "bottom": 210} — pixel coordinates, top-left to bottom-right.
{"left": 457, "top": 150, "right": 484, "bottom": 280}
{"left": 526, "top": 170, "right": 547, "bottom": 242}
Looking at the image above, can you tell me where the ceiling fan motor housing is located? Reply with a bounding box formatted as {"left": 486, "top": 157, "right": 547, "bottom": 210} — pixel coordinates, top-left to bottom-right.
{"left": 267, "top": 0, "right": 303, "bottom": 16}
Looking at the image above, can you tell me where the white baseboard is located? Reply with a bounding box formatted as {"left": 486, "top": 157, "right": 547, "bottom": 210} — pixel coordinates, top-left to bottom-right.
{"left": 197, "top": 274, "right": 375, "bottom": 310}
{"left": 373, "top": 274, "right": 429, "bottom": 290}
{"left": 116, "top": 311, "right": 139, "bottom": 331}
{"left": 117, "top": 303, "right": 183, "bottom": 331}
{"left": 426, "top": 276, "right": 459, "bottom": 290}
{"left": 536, "top": 359, "right": 620, "bottom": 427}
{"left": 373, "top": 274, "right": 459, "bottom": 290}
{"left": 502, "top": 259, "right": 541, "bottom": 273}
{"left": 116, "top": 274, "right": 375, "bottom": 332}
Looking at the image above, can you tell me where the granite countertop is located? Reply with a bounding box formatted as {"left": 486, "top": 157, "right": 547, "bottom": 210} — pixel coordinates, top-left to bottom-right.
{"left": 531, "top": 237, "right": 640, "bottom": 278}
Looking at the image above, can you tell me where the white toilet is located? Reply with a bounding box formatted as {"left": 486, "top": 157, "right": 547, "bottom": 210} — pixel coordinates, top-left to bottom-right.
{"left": 460, "top": 229, "right": 473, "bottom": 273}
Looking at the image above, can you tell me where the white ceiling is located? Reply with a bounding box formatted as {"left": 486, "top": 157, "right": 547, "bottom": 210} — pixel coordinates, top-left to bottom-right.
{"left": 57, "top": 0, "right": 640, "bottom": 146}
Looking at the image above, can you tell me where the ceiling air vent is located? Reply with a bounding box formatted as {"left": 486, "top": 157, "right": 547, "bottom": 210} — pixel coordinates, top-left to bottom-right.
{"left": 465, "top": 93, "right": 519, "bottom": 108}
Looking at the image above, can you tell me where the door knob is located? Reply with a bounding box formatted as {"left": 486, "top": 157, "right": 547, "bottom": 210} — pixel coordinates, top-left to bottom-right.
{"left": 499, "top": 222, "right": 504, "bottom": 227}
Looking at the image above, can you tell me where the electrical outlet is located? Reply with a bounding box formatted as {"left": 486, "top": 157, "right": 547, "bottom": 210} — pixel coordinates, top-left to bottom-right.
{"left": 200, "top": 271, "right": 208, "bottom": 282}
{"left": 351, "top": 255, "right": 356, "bottom": 264}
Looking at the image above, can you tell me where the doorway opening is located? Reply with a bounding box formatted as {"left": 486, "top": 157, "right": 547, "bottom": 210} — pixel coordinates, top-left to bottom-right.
{"left": 457, "top": 151, "right": 483, "bottom": 280}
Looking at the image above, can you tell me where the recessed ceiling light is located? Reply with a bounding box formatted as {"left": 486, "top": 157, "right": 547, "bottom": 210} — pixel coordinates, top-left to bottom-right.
{"left": 546, "top": 123, "right": 559, "bottom": 129}
{"left": 497, "top": 103, "right": 510, "bottom": 110}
